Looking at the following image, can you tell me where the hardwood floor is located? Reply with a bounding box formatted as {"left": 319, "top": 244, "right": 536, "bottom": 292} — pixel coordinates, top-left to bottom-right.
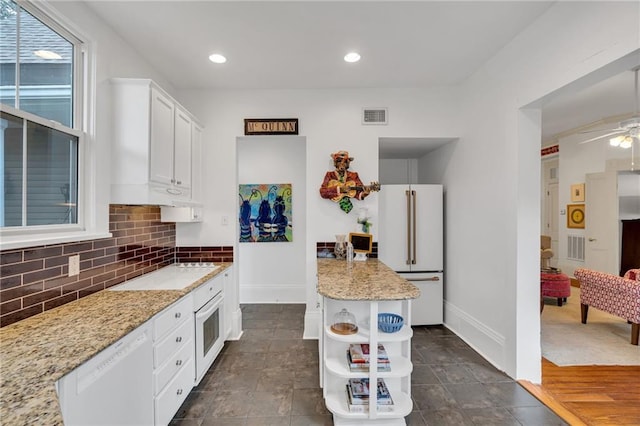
{"left": 520, "top": 358, "right": 640, "bottom": 425}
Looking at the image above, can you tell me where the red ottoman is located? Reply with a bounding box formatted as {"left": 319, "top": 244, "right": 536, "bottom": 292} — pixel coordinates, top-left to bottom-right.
{"left": 541, "top": 272, "right": 571, "bottom": 306}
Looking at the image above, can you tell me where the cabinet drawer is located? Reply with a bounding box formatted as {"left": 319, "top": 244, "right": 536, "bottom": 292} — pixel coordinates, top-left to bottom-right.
{"left": 154, "top": 358, "right": 194, "bottom": 426}
{"left": 193, "top": 275, "right": 223, "bottom": 310}
{"left": 153, "top": 295, "right": 192, "bottom": 342}
{"left": 154, "top": 337, "right": 194, "bottom": 395}
{"left": 154, "top": 316, "right": 193, "bottom": 368}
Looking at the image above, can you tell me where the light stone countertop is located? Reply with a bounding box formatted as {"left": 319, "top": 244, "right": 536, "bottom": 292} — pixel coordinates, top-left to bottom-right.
{"left": 317, "top": 258, "right": 419, "bottom": 301}
{"left": 0, "top": 263, "right": 232, "bottom": 426}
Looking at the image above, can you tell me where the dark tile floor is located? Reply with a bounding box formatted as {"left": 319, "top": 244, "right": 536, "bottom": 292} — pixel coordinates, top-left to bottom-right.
{"left": 171, "top": 304, "right": 567, "bottom": 426}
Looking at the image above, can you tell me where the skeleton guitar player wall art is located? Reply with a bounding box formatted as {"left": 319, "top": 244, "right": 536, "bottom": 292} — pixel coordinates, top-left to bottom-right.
{"left": 319, "top": 150, "right": 380, "bottom": 213}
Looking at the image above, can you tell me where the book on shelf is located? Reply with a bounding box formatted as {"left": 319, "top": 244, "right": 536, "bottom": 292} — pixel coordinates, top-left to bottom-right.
{"left": 348, "top": 343, "right": 389, "bottom": 364}
{"left": 346, "top": 350, "right": 391, "bottom": 372}
{"left": 345, "top": 379, "right": 394, "bottom": 412}
{"left": 347, "top": 378, "right": 393, "bottom": 403}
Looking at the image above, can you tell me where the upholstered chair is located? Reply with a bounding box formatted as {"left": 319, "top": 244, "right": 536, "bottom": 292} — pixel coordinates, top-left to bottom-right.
{"left": 574, "top": 268, "right": 640, "bottom": 345}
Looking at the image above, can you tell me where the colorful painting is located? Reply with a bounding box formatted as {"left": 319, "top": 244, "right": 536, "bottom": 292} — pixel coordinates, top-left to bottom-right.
{"left": 239, "top": 183, "right": 292, "bottom": 243}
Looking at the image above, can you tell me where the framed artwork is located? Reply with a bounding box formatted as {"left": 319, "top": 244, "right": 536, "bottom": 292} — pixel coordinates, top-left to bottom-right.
{"left": 570, "top": 183, "right": 585, "bottom": 202}
{"left": 567, "top": 204, "right": 585, "bottom": 229}
{"left": 239, "top": 183, "right": 292, "bottom": 242}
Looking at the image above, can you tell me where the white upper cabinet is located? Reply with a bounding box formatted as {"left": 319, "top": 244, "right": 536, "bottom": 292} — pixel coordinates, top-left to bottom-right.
{"left": 172, "top": 106, "right": 192, "bottom": 190}
{"left": 190, "top": 121, "right": 203, "bottom": 203}
{"left": 149, "top": 88, "right": 176, "bottom": 187}
{"left": 111, "top": 78, "right": 202, "bottom": 205}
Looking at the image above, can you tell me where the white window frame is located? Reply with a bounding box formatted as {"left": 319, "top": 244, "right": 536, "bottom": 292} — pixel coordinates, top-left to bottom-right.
{"left": 1, "top": 0, "right": 109, "bottom": 250}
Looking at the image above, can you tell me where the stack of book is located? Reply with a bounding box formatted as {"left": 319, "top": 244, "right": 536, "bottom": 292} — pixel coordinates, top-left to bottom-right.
{"left": 345, "top": 378, "right": 394, "bottom": 412}
{"left": 347, "top": 343, "right": 391, "bottom": 372}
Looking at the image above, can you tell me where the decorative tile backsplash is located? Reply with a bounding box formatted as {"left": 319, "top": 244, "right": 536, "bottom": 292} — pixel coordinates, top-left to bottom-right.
{"left": 0, "top": 205, "right": 233, "bottom": 327}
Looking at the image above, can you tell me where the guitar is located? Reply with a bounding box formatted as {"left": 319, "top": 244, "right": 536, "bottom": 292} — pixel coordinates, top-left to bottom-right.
{"left": 328, "top": 180, "right": 380, "bottom": 202}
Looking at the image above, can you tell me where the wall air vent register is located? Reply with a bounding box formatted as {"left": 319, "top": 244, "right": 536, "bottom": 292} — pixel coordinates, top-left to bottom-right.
{"left": 362, "top": 107, "right": 388, "bottom": 125}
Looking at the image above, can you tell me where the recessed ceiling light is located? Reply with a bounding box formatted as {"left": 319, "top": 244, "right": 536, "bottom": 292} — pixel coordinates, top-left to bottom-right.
{"left": 208, "top": 53, "right": 227, "bottom": 64}
{"left": 34, "top": 50, "right": 61, "bottom": 60}
{"left": 344, "top": 52, "right": 361, "bottom": 63}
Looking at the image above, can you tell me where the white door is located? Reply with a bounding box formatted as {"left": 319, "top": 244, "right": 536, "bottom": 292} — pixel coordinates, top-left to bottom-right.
{"left": 173, "top": 107, "right": 192, "bottom": 190}
{"left": 399, "top": 272, "right": 443, "bottom": 325}
{"left": 379, "top": 185, "right": 412, "bottom": 271}
{"left": 412, "top": 185, "right": 443, "bottom": 272}
{"left": 379, "top": 184, "right": 443, "bottom": 272}
{"left": 545, "top": 182, "right": 559, "bottom": 267}
{"left": 149, "top": 88, "right": 175, "bottom": 185}
{"left": 585, "top": 171, "right": 619, "bottom": 274}
{"left": 542, "top": 159, "right": 559, "bottom": 267}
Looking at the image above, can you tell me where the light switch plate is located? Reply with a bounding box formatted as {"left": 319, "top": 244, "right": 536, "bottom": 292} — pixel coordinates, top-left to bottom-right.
{"left": 68, "top": 255, "right": 80, "bottom": 276}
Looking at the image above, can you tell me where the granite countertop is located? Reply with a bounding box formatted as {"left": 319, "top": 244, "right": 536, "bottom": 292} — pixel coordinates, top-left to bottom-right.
{"left": 317, "top": 258, "right": 419, "bottom": 301}
{"left": 0, "top": 262, "right": 232, "bottom": 426}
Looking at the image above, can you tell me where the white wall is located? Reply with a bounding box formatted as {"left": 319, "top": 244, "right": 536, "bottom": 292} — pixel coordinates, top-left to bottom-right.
{"left": 236, "top": 136, "right": 307, "bottom": 303}
{"left": 554, "top": 127, "right": 639, "bottom": 275}
{"left": 50, "top": 1, "right": 179, "bottom": 235}
{"left": 379, "top": 159, "right": 419, "bottom": 184}
{"left": 426, "top": 1, "right": 639, "bottom": 381}
{"left": 176, "top": 87, "right": 461, "bottom": 339}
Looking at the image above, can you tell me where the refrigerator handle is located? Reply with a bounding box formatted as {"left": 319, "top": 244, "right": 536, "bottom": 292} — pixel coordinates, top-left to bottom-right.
{"left": 412, "top": 190, "right": 417, "bottom": 265}
{"left": 406, "top": 190, "right": 411, "bottom": 265}
{"left": 410, "top": 276, "right": 440, "bottom": 282}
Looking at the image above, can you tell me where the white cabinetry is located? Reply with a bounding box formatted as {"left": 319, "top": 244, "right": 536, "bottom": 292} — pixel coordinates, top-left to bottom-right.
{"left": 152, "top": 294, "right": 194, "bottom": 426}
{"left": 111, "top": 78, "right": 202, "bottom": 205}
{"left": 190, "top": 121, "right": 203, "bottom": 203}
{"left": 322, "top": 297, "right": 413, "bottom": 426}
{"left": 57, "top": 323, "right": 154, "bottom": 425}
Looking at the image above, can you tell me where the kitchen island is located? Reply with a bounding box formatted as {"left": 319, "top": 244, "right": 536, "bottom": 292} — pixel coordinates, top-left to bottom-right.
{"left": 0, "top": 262, "right": 232, "bottom": 425}
{"left": 317, "top": 258, "right": 419, "bottom": 426}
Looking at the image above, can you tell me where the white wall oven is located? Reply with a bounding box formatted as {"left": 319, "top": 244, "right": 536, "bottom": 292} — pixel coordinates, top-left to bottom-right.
{"left": 194, "top": 276, "right": 225, "bottom": 385}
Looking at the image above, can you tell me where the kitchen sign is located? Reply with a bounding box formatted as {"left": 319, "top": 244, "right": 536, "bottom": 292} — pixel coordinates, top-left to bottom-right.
{"left": 244, "top": 118, "right": 299, "bottom": 135}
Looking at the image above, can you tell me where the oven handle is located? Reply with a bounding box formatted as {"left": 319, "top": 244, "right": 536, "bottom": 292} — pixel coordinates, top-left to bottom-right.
{"left": 195, "top": 292, "right": 223, "bottom": 320}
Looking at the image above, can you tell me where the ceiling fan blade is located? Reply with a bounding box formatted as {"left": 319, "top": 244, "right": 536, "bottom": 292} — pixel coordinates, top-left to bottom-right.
{"left": 578, "top": 129, "right": 626, "bottom": 144}
{"left": 579, "top": 127, "right": 623, "bottom": 134}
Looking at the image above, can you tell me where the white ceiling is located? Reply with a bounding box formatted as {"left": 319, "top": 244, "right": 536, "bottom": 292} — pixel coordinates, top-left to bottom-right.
{"left": 82, "top": 1, "right": 638, "bottom": 150}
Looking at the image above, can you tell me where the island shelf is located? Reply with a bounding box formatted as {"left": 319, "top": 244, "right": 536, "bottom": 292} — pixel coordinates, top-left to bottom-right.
{"left": 317, "top": 259, "right": 419, "bottom": 426}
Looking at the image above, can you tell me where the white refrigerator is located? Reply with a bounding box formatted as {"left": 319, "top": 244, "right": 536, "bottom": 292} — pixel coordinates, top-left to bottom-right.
{"left": 378, "top": 184, "right": 443, "bottom": 325}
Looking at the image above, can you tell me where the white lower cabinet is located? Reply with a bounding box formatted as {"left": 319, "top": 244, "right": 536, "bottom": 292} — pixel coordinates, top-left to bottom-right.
{"left": 155, "top": 358, "right": 195, "bottom": 426}
{"left": 152, "top": 294, "right": 194, "bottom": 425}
{"left": 322, "top": 297, "right": 413, "bottom": 426}
{"left": 57, "top": 324, "right": 154, "bottom": 425}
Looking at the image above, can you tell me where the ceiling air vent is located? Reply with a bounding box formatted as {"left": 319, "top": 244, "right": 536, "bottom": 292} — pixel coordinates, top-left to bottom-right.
{"left": 362, "top": 108, "right": 388, "bottom": 125}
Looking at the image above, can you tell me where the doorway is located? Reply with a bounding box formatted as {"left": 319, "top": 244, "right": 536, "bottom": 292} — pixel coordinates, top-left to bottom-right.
{"left": 236, "top": 135, "right": 307, "bottom": 303}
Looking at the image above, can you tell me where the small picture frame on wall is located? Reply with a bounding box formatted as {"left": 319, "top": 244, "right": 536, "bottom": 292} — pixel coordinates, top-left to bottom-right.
{"left": 570, "top": 183, "right": 585, "bottom": 202}
{"left": 567, "top": 204, "right": 585, "bottom": 229}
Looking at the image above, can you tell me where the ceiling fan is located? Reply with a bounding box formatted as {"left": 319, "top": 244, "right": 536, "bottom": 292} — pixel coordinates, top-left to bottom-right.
{"left": 579, "top": 68, "right": 640, "bottom": 148}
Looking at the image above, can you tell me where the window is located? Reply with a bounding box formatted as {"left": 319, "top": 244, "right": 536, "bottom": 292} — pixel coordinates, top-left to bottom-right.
{"left": 1, "top": 0, "right": 84, "bottom": 231}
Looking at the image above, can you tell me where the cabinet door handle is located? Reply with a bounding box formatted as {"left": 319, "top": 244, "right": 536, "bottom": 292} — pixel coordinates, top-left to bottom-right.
{"left": 176, "top": 336, "right": 183, "bottom": 343}
{"left": 175, "top": 312, "right": 181, "bottom": 319}
{"left": 176, "top": 389, "right": 183, "bottom": 395}
{"left": 176, "top": 359, "right": 183, "bottom": 366}
{"left": 170, "top": 178, "right": 175, "bottom": 183}
{"left": 176, "top": 180, "right": 182, "bottom": 185}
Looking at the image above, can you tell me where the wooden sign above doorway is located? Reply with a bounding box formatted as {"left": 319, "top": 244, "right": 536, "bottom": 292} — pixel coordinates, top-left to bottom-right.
{"left": 244, "top": 118, "right": 299, "bottom": 135}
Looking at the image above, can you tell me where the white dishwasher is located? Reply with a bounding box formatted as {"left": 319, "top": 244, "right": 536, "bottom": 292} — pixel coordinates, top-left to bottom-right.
{"left": 57, "top": 323, "right": 154, "bottom": 425}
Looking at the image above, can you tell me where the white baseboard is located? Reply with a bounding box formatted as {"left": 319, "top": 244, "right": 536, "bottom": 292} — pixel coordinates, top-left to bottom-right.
{"left": 239, "top": 285, "right": 306, "bottom": 303}
{"left": 444, "top": 301, "right": 507, "bottom": 374}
